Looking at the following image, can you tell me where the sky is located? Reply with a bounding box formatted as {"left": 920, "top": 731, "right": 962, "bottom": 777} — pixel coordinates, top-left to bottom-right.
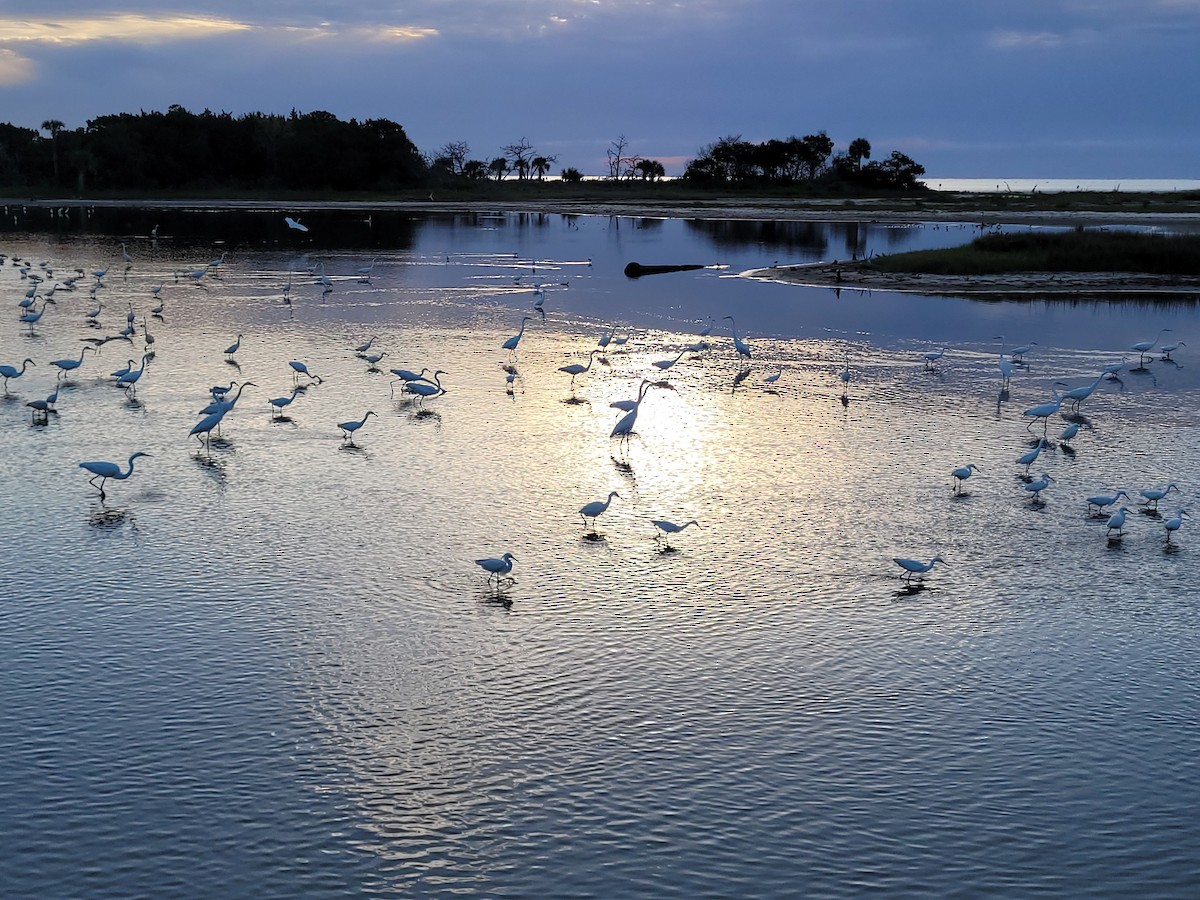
{"left": 2, "top": 1, "right": 1198, "bottom": 178}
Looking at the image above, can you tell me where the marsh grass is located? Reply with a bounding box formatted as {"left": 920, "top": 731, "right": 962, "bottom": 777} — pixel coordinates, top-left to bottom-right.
{"left": 868, "top": 230, "right": 1200, "bottom": 276}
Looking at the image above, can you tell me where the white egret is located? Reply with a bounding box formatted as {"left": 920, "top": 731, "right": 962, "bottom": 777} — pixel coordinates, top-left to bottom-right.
{"left": 210, "top": 381, "right": 236, "bottom": 402}
{"left": 1139, "top": 483, "right": 1180, "bottom": 510}
{"left": 356, "top": 258, "right": 376, "bottom": 281}
{"left": 502, "top": 317, "right": 533, "bottom": 353}
{"left": 79, "top": 451, "right": 150, "bottom": 498}
{"left": 697, "top": 316, "right": 714, "bottom": 338}
{"left": 1131, "top": 328, "right": 1171, "bottom": 364}
{"left": 722, "top": 315, "right": 752, "bottom": 360}
{"left": 338, "top": 410, "right": 376, "bottom": 445}
{"left": 1017, "top": 438, "right": 1051, "bottom": 472}
{"left": 85, "top": 301, "right": 102, "bottom": 322}
{"left": 609, "top": 379, "right": 656, "bottom": 413}
{"left": 117, "top": 354, "right": 152, "bottom": 395}
{"left": 580, "top": 491, "right": 621, "bottom": 532}
{"left": 1164, "top": 509, "right": 1189, "bottom": 544}
{"left": 268, "top": 386, "right": 303, "bottom": 418}
{"left": 1010, "top": 341, "right": 1036, "bottom": 362}
{"left": 651, "top": 519, "right": 700, "bottom": 548}
{"left": 1059, "top": 422, "right": 1080, "bottom": 445}
{"left": 611, "top": 380, "right": 660, "bottom": 440}
{"left": 19, "top": 298, "right": 55, "bottom": 330}
{"left": 1024, "top": 472, "right": 1054, "bottom": 500}
{"left": 764, "top": 367, "right": 783, "bottom": 388}
{"left": 285, "top": 216, "right": 308, "bottom": 232}
{"left": 951, "top": 463, "right": 980, "bottom": 494}
{"left": 1060, "top": 372, "right": 1106, "bottom": 411}
{"left": 558, "top": 349, "right": 601, "bottom": 388}
{"left": 651, "top": 349, "right": 688, "bottom": 373}
{"left": 289, "top": 361, "right": 323, "bottom": 384}
{"left": 1160, "top": 340, "right": 1185, "bottom": 360}
{"left": 111, "top": 359, "right": 135, "bottom": 381}
{"left": 1106, "top": 506, "right": 1129, "bottom": 537}
{"left": 50, "top": 346, "right": 95, "bottom": 380}
{"left": 403, "top": 370, "right": 446, "bottom": 403}
{"left": 994, "top": 336, "right": 1014, "bottom": 386}
{"left": 1086, "top": 490, "right": 1129, "bottom": 515}
{"left": 1022, "top": 385, "right": 1064, "bottom": 431}
{"left": 363, "top": 351, "right": 387, "bottom": 369}
{"left": 893, "top": 556, "right": 946, "bottom": 583}
{"left": 224, "top": 334, "right": 243, "bottom": 360}
{"left": 142, "top": 318, "right": 155, "bottom": 354}
{"left": 27, "top": 394, "right": 53, "bottom": 424}
{"left": 121, "top": 242, "right": 133, "bottom": 265}
{"left": 1, "top": 358, "right": 35, "bottom": 392}
{"left": 201, "top": 381, "right": 256, "bottom": 417}
{"left": 598, "top": 325, "right": 616, "bottom": 349}
{"left": 354, "top": 336, "right": 377, "bottom": 355}
{"left": 922, "top": 348, "right": 946, "bottom": 368}
{"left": 475, "top": 552, "right": 517, "bottom": 583}
{"left": 389, "top": 367, "right": 431, "bottom": 396}
{"left": 191, "top": 409, "right": 227, "bottom": 448}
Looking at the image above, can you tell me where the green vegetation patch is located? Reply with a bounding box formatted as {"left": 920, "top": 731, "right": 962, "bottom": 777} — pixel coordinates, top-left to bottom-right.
{"left": 869, "top": 229, "right": 1200, "bottom": 276}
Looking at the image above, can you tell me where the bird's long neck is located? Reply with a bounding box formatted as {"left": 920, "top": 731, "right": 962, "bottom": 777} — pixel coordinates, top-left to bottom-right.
{"left": 124, "top": 454, "right": 140, "bottom": 477}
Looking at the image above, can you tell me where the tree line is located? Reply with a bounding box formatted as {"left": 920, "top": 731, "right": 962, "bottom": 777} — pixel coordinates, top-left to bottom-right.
{"left": 0, "top": 106, "right": 926, "bottom": 193}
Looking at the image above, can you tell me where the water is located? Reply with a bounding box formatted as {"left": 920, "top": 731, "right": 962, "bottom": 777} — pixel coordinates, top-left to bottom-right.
{"left": 925, "top": 177, "right": 1200, "bottom": 194}
{"left": 2, "top": 211, "right": 1200, "bottom": 897}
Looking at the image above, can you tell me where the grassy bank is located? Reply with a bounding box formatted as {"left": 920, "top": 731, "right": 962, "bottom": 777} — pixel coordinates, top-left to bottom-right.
{"left": 868, "top": 230, "right": 1200, "bottom": 276}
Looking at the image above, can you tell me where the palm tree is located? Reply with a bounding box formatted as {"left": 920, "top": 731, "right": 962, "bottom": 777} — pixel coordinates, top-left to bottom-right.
{"left": 41, "top": 119, "right": 65, "bottom": 183}
{"left": 488, "top": 157, "right": 509, "bottom": 181}
{"left": 847, "top": 138, "right": 872, "bottom": 171}
{"left": 531, "top": 156, "right": 551, "bottom": 180}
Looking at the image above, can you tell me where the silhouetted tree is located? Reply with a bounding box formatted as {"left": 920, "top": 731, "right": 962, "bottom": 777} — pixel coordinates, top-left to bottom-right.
{"left": 502, "top": 137, "right": 535, "bottom": 180}
{"left": 488, "top": 157, "right": 510, "bottom": 180}
{"left": 560, "top": 166, "right": 583, "bottom": 183}
{"left": 634, "top": 159, "right": 666, "bottom": 181}
{"left": 40, "top": 119, "right": 65, "bottom": 183}
{"left": 848, "top": 137, "right": 871, "bottom": 170}
{"left": 531, "top": 155, "right": 555, "bottom": 180}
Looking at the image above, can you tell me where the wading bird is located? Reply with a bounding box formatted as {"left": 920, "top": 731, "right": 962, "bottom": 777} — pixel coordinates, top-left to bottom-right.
{"left": 285, "top": 216, "right": 308, "bottom": 232}
{"left": 338, "top": 410, "right": 376, "bottom": 445}
{"left": 922, "top": 348, "right": 946, "bottom": 369}
{"left": 893, "top": 556, "right": 946, "bottom": 583}
{"left": 1086, "top": 490, "right": 1129, "bottom": 516}
{"left": 558, "top": 349, "right": 601, "bottom": 389}
{"left": 403, "top": 370, "right": 446, "bottom": 404}
{"left": 289, "top": 361, "right": 323, "bottom": 384}
{"left": 723, "top": 315, "right": 752, "bottom": 360}
{"left": 1024, "top": 472, "right": 1054, "bottom": 501}
{"left": 1106, "top": 506, "right": 1129, "bottom": 538}
{"left": 1010, "top": 341, "right": 1036, "bottom": 363}
{"left": 580, "top": 491, "right": 621, "bottom": 533}
{"left": 1160, "top": 340, "right": 1186, "bottom": 360}
{"left": 1022, "top": 385, "right": 1064, "bottom": 431}
{"left": 1165, "top": 509, "right": 1189, "bottom": 544}
{"left": 502, "top": 317, "right": 533, "bottom": 354}
{"left": 1140, "top": 483, "right": 1180, "bottom": 510}
{"left": 1131, "top": 328, "right": 1172, "bottom": 365}
{"left": 117, "top": 354, "right": 151, "bottom": 395}
{"left": 651, "top": 518, "right": 700, "bottom": 548}
{"left": 224, "top": 334, "right": 243, "bottom": 361}
{"left": 1060, "top": 372, "right": 1106, "bottom": 412}
{"left": 19, "top": 298, "right": 55, "bottom": 331}
{"left": 1059, "top": 422, "right": 1080, "bottom": 445}
{"left": 651, "top": 349, "right": 688, "bottom": 373}
{"left": 1, "top": 358, "right": 35, "bottom": 392}
{"left": 79, "top": 451, "right": 150, "bottom": 499}
{"left": 951, "top": 463, "right": 980, "bottom": 494}
{"left": 475, "top": 552, "right": 517, "bottom": 583}
{"left": 50, "top": 346, "right": 95, "bottom": 380}
{"left": 268, "top": 386, "right": 303, "bottom": 418}
{"left": 1017, "top": 438, "right": 1051, "bottom": 472}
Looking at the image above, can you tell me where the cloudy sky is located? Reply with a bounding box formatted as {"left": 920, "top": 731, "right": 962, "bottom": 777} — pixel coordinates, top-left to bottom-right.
{"left": 2, "top": 1, "right": 1198, "bottom": 178}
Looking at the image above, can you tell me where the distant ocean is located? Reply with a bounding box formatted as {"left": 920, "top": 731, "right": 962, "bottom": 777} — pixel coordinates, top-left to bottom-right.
{"left": 923, "top": 178, "right": 1200, "bottom": 194}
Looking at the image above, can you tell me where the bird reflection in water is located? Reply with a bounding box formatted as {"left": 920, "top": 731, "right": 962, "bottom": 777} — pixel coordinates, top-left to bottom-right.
{"left": 731, "top": 366, "right": 752, "bottom": 394}
{"left": 87, "top": 504, "right": 136, "bottom": 531}
{"left": 893, "top": 581, "right": 931, "bottom": 600}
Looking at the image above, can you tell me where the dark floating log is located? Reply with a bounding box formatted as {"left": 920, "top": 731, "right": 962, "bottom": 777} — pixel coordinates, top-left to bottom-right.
{"left": 624, "top": 261, "right": 706, "bottom": 278}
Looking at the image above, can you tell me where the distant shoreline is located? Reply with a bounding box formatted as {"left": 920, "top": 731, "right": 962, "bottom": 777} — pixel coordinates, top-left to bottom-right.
{"left": 6, "top": 194, "right": 1200, "bottom": 228}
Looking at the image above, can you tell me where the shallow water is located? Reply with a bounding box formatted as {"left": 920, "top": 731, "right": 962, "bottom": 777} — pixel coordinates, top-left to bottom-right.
{"left": 2, "top": 213, "right": 1199, "bottom": 897}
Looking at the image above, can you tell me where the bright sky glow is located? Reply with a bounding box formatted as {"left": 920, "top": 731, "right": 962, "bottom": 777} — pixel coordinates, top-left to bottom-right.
{"left": 2, "top": 2, "right": 1198, "bottom": 177}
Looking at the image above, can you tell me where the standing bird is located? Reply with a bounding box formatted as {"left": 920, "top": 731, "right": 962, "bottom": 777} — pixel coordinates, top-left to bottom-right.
{"left": 1106, "top": 506, "right": 1129, "bottom": 538}
{"left": 50, "top": 346, "right": 95, "bottom": 380}
{"left": 338, "top": 410, "right": 376, "bottom": 446}
{"left": 85, "top": 300, "right": 103, "bottom": 323}
{"left": 1131, "top": 328, "right": 1171, "bottom": 365}
{"left": 224, "top": 333, "right": 243, "bottom": 361}
{"left": 403, "top": 370, "right": 446, "bottom": 404}
{"left": 353, "top": 336, "right": 377, "bottom": 356}
{"left": 1060, "top": 372, "right": 1106, "bottom": 412}
{"left": 764, "top": 367, "right": 783, "bottom": 389}
{"left": 1160, "top": 340, "right": 1186, "bottom": 361}
{"left": 1, "top": 358, "right": 36, "bottom": 392}
{"left": 1022, "top": 384, "right": 1064, "bottom": 432}
{"left": 1017, "top": 438, "right": 1051, "bottom": 472}
{"left": 289, "top": 361, "right": 323, "bottom": 384}
{"left": 502, "top": 316, "right": 533, "bottom": 354}
{"left": 921, "top": 348, "right": 946, "bottom": 369}
{"left": 722, "top": 315, "right": 753, "bottom": 360}
{"left": 267, "top": 386, "right": 303, "bottom": 419}
{"left": 893, "top": 556, "right": 946, "bottom": 583}
{"left": 79, "top": 451, "right": 150, "bottom": 499}
{"left": 651, "top": 349, "right": 688, "bottom": 373}
{"left": 611, "top": 380, "right": 660, "bottom": 441}
{"left": 994, "top": 336, "right": 1014, "bottom": 386}
{"left": 1086, "top": 490, "right": 1130, "bottom": 516}
{"left": 1059, "top": 422, "right": 1080, "bottom": 445}
{"left": 1164, "top": 509, "right": 1189, "bottom": 544}
{"left": 117, "top": 354, "right": 152, "bottom": 396}
{"left": 121, "top": 242, "right": 133, "bottom": 265}
{"left": 1024, "top": 472, "right": 1054, "bottom": 501}
{"left": 651, "top": 518, "right": 700, "bottom": 548}
{"left": 558, "top": 349, "right": 601, "bottom": 389}
{"left": 580, "top": 491, "right": 621, "bottom": 533}
{"left": 598, "top": 325, "right": 616, "bottom": 349}
{"left": 475, "top": 552, "right": 517, "bottom": 584}
{"left": 20, "top": 298, "right": 55, "bottom": 331}
{"left": 1010, "top": 341, "right": 1037, "bottom": 363}
{"left": 951, "top": 463, "right": 980, "bottom": 494}
{"left": 1139, "top": 483, "right": 1180, "bottom": 510}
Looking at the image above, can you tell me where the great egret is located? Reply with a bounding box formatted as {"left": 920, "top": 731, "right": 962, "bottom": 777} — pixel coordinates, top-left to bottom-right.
{"left": 598, "top": 325, "right": 616, "bottom": 349}
{"left": 951, "top": 463, "right": 980, "bottom": 494}
{"left": 502, "top": 317, "right": 533, "bottom": 353}
{"left": 994, "top": 337, "right": 1013, "bottom": 386}
{"left": 610, "top": 379, "right": 656, "bottom": 413}
{"left": 558, "top": 349, "right": 601, "bottom": 388}
{"left": 354, "top": 336, "right": 377, "bottom": 355}
{"left": 722, "top": 315, "right": 752, "bottom": 360}
{"left": 79, "top": 451, "right": 150, "bottom": 498}
{"left": 893, "top": 556, "right": 946, "bottom": 582}
{"left": 651, "top": 518, "right": 700, "bottom": 548}
{"left": 85, "top": 301, "right": 102, "bottom": 322}
{"left": 1060, "top": 372, "right": 1106, "bottom": 411}
{"left": 764, "top": 367, "right": 783, "bottom": 388}
{"left": 363, "top": 351, "right": 387, "bottom": 369}
{"left": 1131, "top": 328, "right": 1171, "bottom": 364}
{"left": 389, "top": 367, "right": 431, "bottom": 396}
{"left": 1010, "top": 341, "right": 1036, "bottom": 362}
{"left": 1106, "top": 506, "right": 1129, "bottom": 537}
{"left": 289, "top": 361, "right": 323, "bottom": 384}
{"left": 697, "top": 316, "right": 714, "bottom": 338}
{"left": 50, "top": 346, "right": 95, "bottom": 380}
{"left": 110, "top": 359, "right": 135, "bottom": 381}
{"left": 191, "top": 409, "right": 227, "bottom": 448}
{"left": 476, "top": 552, "right": 517, "bottom": 582}
{"left": 338, "top": 410, "right": 376, "bottom": 445}
{"left": 1165, "top": 509, "right": 1189, "bottom": 544}
{"left": 922, "top": 348, "right": 946, "bottom": 368}
{"left": 611, "top": 380, "right": 658, "bottom": 440}
{"left": 651, "top": 349, "right": 688, "bottom": 373}
{"left": 225, "top": 334, "right": 243, "bottom": 360}
{"left": 268, "top": 386, "right": 303, "bottom": 418}
{"left": 1139, "top": 483, "right": 1180, "bottom": 510}
{"left": 210, "top": 382, "right": 236, "bottom": 402}
{"left": 285, "top": 216, "right": 308, "bottom": 232}
{"left": 403, "top": 370, "right": 446, "bottom": 404}
{"left": 19, "top": 298, "right": 55, "bottom": 330}
{"left": 1, "top": 358, "right": 35, "bottom": 392}
{"left": 1086, "top": 490, "right": 1129, "bottom": 515}
{"left": 356, "top": 258, "right": 376, "bottom": 281}
{"left": 117, "top": 354, "right": 152, "bottom": 395}
{"left": 580, "top": 491, "right": 621, "bottom": 532}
